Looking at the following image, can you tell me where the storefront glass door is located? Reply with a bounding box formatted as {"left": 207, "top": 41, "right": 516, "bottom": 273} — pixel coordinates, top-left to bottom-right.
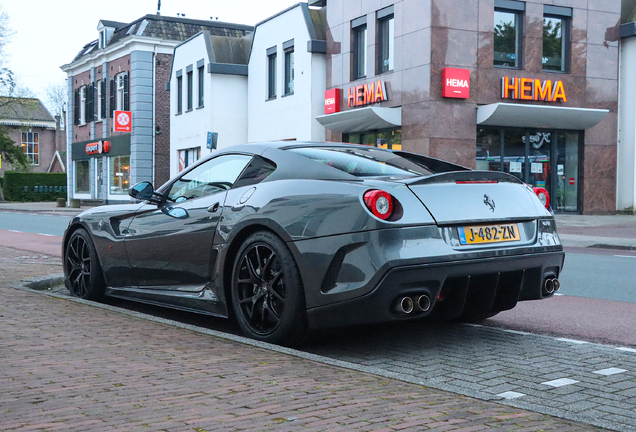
{"left": 555, "top": 132, "right": 579, "bottom": 212}
{"left": 476, "top": 127, "right": 580, "bottom": 213}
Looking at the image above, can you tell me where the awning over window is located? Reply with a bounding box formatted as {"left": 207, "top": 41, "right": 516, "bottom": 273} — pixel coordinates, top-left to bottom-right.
{"left": 477, "top": 103, "right": 609, "bottom": 130}
{"left": 316, "top": 107, "right": 401, "bottom": 133}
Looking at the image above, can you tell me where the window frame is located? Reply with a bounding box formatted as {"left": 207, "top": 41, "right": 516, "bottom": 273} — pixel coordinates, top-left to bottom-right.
{"left": 96, "top": 79, "right": 103, "bottom": 121}
{"left": 376, "top": 7, "right": 394, "bottom": 74}
{"left": 284, "top": 45, "right": 294, "bottom": 96}
{"left": 351, "top": 17, "right": 367, "bottom": 80}
{"left": 176, "top": 73, "right": 183, "bottom": 114}
{"left": 493, "top": 4, "right": 524, "bottom": 69}
{"left": 21, "top": 132, "right": 39, "bottom": 165}
{"left": 197, "top": 65, "right": 204, "bottom": 108}
{"left": 79, "top": 86, "right": 86, "bottom": 125}
{"left": 186, "top": 69, "right": 193, "bottom": 111}
{"left": 267, "top": 48, "right": 277, "bottom": 100}
{"left": 542, "top": 7, "right": 571, "bottom": 73}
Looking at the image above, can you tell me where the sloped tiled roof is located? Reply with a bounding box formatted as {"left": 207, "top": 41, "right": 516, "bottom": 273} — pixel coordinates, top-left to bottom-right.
{"left": 0, "top": 97, "right": 55, "bottom": 122}
{"left": 209, "top": 34, "right": 252, "bottom": 65}
{"left": 72, "top": 14, "right": 253, "bottom": 63}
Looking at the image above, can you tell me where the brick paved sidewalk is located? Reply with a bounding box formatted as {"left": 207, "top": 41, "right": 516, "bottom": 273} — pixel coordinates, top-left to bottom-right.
{"left": 0, "top": 246, "right": 604, "bottom": 431}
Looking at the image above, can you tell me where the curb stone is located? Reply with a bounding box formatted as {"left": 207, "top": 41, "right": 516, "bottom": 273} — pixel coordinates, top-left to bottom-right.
{"left": 11, "top": 274, "right": 633, "bottom": 432}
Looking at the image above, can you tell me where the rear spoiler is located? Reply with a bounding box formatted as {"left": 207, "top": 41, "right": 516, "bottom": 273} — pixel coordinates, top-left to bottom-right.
{"left": 393, "top": 150, "right": 470, "bottom": 173}
{"left": 405, "top": 170, "right": 525, "bottom": 186}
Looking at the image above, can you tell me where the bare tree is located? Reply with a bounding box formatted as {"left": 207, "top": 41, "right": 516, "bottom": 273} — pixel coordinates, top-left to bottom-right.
{"left": 44, "top": 81, "right": 67, "bottom": 118}
{"left": 0, "top": 6, "right": 29, "bottom": 201}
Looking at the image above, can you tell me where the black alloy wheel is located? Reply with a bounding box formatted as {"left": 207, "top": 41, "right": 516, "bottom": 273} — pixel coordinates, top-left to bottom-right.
{"left": 64, "top": 228, "right": 104, "bottom": 300}
{"left": 232, "top": 231, "right": 308, "bottom": 346}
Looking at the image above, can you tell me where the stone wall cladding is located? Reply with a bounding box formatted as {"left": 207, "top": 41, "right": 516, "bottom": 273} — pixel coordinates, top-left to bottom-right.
{"left": 324, "top": 0, "right": 620, "bottom": 213}
{"left": 154, "top": 53, "right": 173, "bottom": 186}
{"left": 130, "top": 51, "right": 154, "bottom": 186}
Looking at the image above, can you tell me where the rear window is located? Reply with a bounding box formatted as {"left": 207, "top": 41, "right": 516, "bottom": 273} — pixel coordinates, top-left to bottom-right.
{"left": 287, "top": 147, "right": 434, "bottom": 178}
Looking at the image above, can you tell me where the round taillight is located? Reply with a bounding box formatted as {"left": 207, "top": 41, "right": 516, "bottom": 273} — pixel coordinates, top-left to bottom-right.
{"left": 533, "top": 187, "right": 550, "bottom": 209}
{"left": 363, "top": 190, "right": 393, "bottom": 220}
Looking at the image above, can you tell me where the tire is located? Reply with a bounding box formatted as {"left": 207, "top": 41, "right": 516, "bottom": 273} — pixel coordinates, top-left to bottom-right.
{"left": 231, "top": 231, "right": 308, "bottom": 346}
{"left": 64, "top": 228, "right": 105, "bottom": 300}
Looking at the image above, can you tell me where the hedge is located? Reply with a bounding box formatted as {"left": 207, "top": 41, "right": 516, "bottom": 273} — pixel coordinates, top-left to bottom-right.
{"left": 2, "top": 172, "right": 67, "bottom": 202}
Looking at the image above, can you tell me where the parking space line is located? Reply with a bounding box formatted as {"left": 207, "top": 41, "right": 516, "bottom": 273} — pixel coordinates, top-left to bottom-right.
{"left": 496, "top": 391, "right": 526, "bottom": 400}
{"left": 542, "top": 378, "right": 579, "bottom": 387}
{"left": 593, "top": 368, "right": 628, "bottom": 376}
{"left": 556, "top": 337, "right": 589, "bottom": 345}
{"left": 616, "top": 347, "right": 636, "bottom": 354}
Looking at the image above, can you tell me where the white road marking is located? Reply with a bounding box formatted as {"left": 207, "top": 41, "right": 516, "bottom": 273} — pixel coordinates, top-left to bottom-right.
{"left": 496, "top": 391, "right": 525, "bottom": 400}
{"left": 503, "top": 329, "right": 531, "bottom": 336}
{"left": 556, "top": 338, "right": 589, "bottom": 345}
{"left": 37, "top": 233, "right": 55, "bottom": 237}
{"left": 616, "top": 347, "right": 636, "bottom": 354}
{"left": 594, "top": 368, "right": 627, "bottom": 376}
{"left": 8, "top": 229, "right": 21, "bottom": 233}
{"left": 542, "top": 378, "right": 579, "bottom": 387}
{"left": 553, "top": 293, "right": 564, "bottom": 296}
{"left": 614, "top": 255, "right": 636, "bottom": 259}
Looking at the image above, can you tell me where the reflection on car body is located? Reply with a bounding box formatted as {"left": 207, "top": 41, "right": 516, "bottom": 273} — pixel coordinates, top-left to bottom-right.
{"left": 63, "top": 142, "right": 564, "bottom": 346}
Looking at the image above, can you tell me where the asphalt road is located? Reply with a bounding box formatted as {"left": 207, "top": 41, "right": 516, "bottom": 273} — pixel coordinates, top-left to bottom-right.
{"left": 0, "top": 211, "right": 72, "bottom": 236}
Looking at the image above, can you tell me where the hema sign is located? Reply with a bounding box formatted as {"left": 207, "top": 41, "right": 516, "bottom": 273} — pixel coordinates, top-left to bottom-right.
{"left": 501, "top": 77, "right": 567, "bottom": 102}
{"left": 442, "top": 68, "right": 470, "bottom": 99}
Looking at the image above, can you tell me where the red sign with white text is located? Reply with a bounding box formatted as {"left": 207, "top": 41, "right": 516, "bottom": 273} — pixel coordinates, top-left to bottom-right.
{"left": 85, "top": 140, "right": 111, "bottom": 155}
{"left": 113, "top": 110, "right": 132, "bottom": 132}
{"left": 324, "top": 88, "right": 341, "bottom": 114}
{"left": 442, "top": 68, "right": 470, "bottom": 99}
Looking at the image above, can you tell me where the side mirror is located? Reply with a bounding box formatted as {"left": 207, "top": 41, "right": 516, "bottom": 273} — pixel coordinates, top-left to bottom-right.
{"left": 129, "top": 181, "right": 154, "bottom": 201}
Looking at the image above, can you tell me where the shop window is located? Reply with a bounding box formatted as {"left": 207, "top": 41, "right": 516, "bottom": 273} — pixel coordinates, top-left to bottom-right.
{"left": 75, "top": 160, "right": 90, "bottom": 194}
{"left": 377, "top": 7, "right": 394, "bottom": 74}
{"left": 198, "top": 65, "right": 204, "bottom": 108}
{"left": 178, "top": 147, "right": 201, "bottom": 172}
{"left": 351, "top": 17, "right": 367, "bottom": 80}
{"left": 543, "top": 6, "right": 571, "bottom": 72}
{"left": 344, "top": 129, "right": 401, "bottom": 151}
{"left": 176, "top": 74, "right": 183, "bottom": 114}
{"left": 493, "top": 0, "right": 524, "bottom": 68}
{"left": 284, "top": 44, "right": 294, "bottom": 96}
{"left": 186, "top": 69, "right": 193, "bottom": 111}
{"left": 21, "top": 132, "right": 39, "bottom": 165}
{"left": 476, "top": 128, "right": 501, "bottom": 172}
{"left": 267, "top": 48, "right": 277, "bottom": 99}
{"left": 110, "top": 155, "right": 130, "bottom": 195}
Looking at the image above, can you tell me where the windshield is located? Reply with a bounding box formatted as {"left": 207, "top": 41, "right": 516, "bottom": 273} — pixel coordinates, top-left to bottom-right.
{"left": 288, "top": 147, "right": 434, "bottom": 178}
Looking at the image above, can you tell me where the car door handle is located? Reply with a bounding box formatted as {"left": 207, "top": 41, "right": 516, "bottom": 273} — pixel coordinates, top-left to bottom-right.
{"left": 207, "top": 202, "right": 220, "bottom": 213}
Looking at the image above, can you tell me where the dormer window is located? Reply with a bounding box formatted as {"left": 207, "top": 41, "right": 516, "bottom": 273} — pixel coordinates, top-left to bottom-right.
{"left": 99, "top": 30, "right": 107, "bottom": 49}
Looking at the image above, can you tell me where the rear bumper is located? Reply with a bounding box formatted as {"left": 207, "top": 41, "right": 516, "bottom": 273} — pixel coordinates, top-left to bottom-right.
{"left": 306, "top": 250, "right": 565, "bottom": 330}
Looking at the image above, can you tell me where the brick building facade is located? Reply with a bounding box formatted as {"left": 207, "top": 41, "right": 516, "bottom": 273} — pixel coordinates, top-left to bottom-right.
{"left": 61, "top": 15, "right": 252, "bottom": 203}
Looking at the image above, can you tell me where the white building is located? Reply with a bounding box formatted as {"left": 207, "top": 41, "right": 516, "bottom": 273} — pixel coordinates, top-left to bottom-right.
{"left": 619, "top": 5, "right": 636, "bottom": 213}
{"left": 247, "top": 3, "right": 327, "bottom": 142}
{"left": 169, "top": 30, "right": 253, "bottom": 178}
{"left": 168, "top": 2, "right": 327, "bottom": 175}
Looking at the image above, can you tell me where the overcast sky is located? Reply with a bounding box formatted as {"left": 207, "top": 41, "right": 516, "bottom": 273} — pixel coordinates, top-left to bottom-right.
{"left": 2, "top": 0, "right": 301, "bottom": 100}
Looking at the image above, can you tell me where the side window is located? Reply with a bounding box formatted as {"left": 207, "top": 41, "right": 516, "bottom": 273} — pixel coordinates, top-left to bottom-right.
{"left": 167, "top": 154, "right": 252, "bottom": 203}
{"left": 234, "top": 157, "right": 277, "bottom": 188}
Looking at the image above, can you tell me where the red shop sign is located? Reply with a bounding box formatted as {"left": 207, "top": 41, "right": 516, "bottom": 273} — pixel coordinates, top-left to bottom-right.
{"left": 442, "top": 68, "right": 470, "bottom": 99}
{"left": 85, "top": 140, "right": 111, "bottom": 155}
{"left": 324, "top": 88, "right": 341, "bottom": 114}
{"left": 347, "top": 81, "right": 388, "bottom": 108}
{"left": 113, "top": 110, "right": 132, "bottom": 132}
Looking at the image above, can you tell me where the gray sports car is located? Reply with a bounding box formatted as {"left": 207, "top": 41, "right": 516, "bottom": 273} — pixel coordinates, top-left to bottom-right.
{"left": 63, "top": 142, "right": 564, "bottom": 346}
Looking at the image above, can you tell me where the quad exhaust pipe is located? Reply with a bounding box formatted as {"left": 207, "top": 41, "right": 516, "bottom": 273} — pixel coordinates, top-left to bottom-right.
{"left": 396, "top": 294, "right": 431, "bottom": 315}
{"left": 543, "top": 277, "right": 560, "bottom": 294}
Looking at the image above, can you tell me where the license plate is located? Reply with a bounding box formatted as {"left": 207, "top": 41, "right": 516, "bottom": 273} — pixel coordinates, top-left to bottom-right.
{"left": 458, "top": 223, "right": 520, "bottom": 245}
